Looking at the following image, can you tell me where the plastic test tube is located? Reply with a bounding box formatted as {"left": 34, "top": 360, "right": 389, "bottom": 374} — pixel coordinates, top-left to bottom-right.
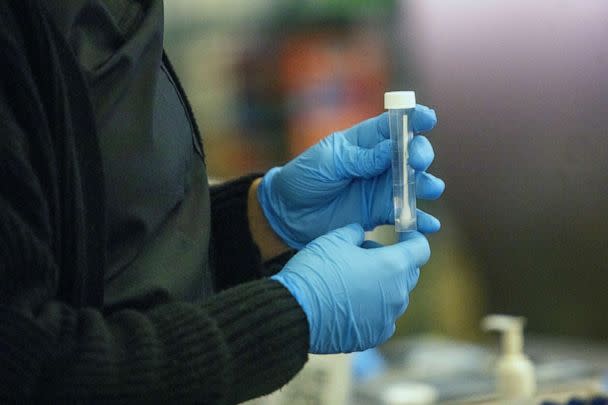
{"left": 385, "top": 91, "right": 417, "bottom": 232}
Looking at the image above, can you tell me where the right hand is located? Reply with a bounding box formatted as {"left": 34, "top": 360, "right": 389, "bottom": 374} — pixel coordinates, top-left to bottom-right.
{"left": 271, "top": 224, "right": 430, "bottom": 354}
{"left": 257, "top": 108, "right": 443, "bottom": 249}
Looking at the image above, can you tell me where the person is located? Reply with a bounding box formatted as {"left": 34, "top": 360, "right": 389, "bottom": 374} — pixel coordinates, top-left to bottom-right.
{"left": 0, "top": 1, "right": 444, "bottom": 403}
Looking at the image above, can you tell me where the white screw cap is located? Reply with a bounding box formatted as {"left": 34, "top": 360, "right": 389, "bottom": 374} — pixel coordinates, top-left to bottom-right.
{"left": 384, "top": 91, "right": 416, "bottom": 109}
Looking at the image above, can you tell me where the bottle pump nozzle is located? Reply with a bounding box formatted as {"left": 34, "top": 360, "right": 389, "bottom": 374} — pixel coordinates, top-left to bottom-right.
{"left": 482, "top": 315, "right": 536, "bottom": 400}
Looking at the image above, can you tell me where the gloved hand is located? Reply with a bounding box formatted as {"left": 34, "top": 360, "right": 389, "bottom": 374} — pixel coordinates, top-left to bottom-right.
{"left": 271, "top": 223, "right": 430, "bottom": 354}
{"left": 257, "top": 105, "right": 444, "bottom": 249}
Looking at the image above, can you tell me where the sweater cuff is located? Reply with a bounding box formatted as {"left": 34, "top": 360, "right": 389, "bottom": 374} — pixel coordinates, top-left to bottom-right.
{"left": 0, "top": 307, "right": 54, "bottom": 399}
{"left": 203, "top": 278, "right": 309, "bottom": 403}
{"left": 262, "top": 249, "right": 297, "bottom": 277}
{"left": 210, "top": 174, "right": 264, "bottom": 290}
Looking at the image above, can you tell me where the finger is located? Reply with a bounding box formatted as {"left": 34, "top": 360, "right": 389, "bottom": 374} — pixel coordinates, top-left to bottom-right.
{"left": 411, "top": 104, "right": 437, "bottom": 134}
{"left": 405, "top": 267, "right": 421, "bottom": 293}
{"left": 396, "top": 295, "right": 410, "bottom": 317}
{"left": 336, "top": 138, "right": 391, "bottom": 179}
{"left": 361, "top": 240, "right": 385, "bottom": 249}
{"left": 409, "top": 135, "right": 434, "bottom": 171}
{"left": 416, "top": 172, "right": 445, "bottom": 200}
{"left": 331, "top": 223, "right": 366, "bottom": 246}
{"left": 373, "top": 170, "right": 396, "bottom": 226}
{"left": 386, "top": 231, "right": 431, "bottom": 267}
{"left": 416, "top": 209, "right": 441, "bottom": 234}
{"left": 378, "top": 323, "right": 397, "bottom": 346}
{"left": 341, "top": 113, "right": 390, "bottom": 147}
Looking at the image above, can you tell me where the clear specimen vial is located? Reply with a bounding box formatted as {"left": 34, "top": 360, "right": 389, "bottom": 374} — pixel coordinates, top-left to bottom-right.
{"left": 385, "top": 91, "right": 416, "bottom": 232}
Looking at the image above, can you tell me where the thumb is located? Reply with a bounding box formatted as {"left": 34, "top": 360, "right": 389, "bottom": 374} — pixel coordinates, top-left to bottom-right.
{"left": 336, "top": 138, "right": 391, "bottom": 179}
{"left": 329, "top": 223, "right": 366, "bottom": 246}
{"left": 385, "top": 231, "right": 431, "bottom": 268}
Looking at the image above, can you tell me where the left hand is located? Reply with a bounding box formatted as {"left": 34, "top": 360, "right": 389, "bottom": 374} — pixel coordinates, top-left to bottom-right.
{"left": 257, "top": 105, "right": 445, "bottom": 249}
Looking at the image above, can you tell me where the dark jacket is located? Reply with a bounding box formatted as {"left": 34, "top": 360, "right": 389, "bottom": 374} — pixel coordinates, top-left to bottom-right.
{"left": 0, "top": 1, "right": 307, "bottom": 402}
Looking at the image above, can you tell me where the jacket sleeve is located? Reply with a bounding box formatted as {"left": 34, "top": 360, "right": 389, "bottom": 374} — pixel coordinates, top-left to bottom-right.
{"left": 0, "top": 100, "right": 309, "bottom": 403}
{"left": 1, "top": 279, "right": 308, "bottom": 403}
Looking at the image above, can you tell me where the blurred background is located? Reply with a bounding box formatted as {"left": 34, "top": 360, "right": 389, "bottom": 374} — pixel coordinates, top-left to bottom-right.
{"left": 163, "top": 0, "right": 608, "bottom": 345}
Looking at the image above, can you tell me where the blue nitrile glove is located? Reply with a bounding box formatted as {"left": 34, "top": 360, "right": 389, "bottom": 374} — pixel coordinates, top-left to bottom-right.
{"left": 352, "top": 348, "right": 387, "bottom": 382}
{"left": 271, "top": 223, "right": 430, "bottom": 354}
{"left": 258, "top": 105, "right": 444, "bottom": 249}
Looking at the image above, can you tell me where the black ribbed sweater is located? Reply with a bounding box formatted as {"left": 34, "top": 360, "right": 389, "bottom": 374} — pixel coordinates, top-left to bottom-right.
{"left": 0, "top": 1, "right": 308, "bottom": 402}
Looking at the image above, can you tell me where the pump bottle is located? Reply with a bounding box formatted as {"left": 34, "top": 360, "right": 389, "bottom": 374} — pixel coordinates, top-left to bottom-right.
{"left": 482, "top": 315, "right": 536, "bottom": 401}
